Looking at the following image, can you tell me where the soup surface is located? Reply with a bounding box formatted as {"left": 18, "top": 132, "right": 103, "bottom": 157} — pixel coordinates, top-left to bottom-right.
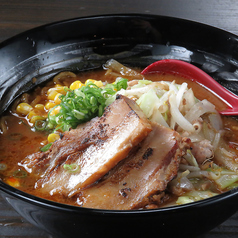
{"left": 1, "top": 60, "right": 238, "bottom": 209}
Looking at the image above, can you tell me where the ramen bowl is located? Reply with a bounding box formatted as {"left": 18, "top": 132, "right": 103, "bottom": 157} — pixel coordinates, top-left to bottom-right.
{"left": 1, "top": 14, "right": 238, "bottom": 238}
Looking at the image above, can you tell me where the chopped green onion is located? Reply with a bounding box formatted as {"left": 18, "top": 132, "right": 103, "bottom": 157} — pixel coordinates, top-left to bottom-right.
{"left": 34, "top": 120, "right": 48, "bottom": 131}
{"left": 72, "top": 110, "right": 85, "bottom": 120}
{"left": 113, "top": 78, "right": 128, "bottom": 91}
{"left": 47, "top": 78, "right": 128, "bottom": 131}
{"left": 63, "top": 163, "right": 80, "bottom": 173}
{"left": 13, "top": 169, "right": 27, "bottom": 178}
{"left": 0, "top": 163, "right": 7, "bottom": 171}
{"left": 40, "top": 143, "right": 52, "bottom": 152}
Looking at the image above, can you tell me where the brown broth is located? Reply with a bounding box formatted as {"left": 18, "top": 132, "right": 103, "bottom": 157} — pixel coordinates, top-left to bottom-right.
{"left": 0, "top": 69, "right": 238, "bottom": 208}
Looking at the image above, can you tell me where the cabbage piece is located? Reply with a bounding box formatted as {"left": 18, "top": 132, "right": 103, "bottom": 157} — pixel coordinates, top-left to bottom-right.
{"left": 123, "top": 85, "right": 153, "bottom": 98}
{"left": 212, "top": 132, "right": 221, "bottom": 151}
{"left": 176, "top": 190, "right": 218, "bottom": 205}
{"left": 182, "top": 88, "right": 197, "bottom": 113}
{"left": 208, "top": 112, "right": 223, "bottom": 131}
{"left": 202, "top": 121, "right": 216, "bottom": 142}
{"left": 185, "top": 99, "right": 216, "bottom": 123}
{"left": 131, "top": 80, "right": 152, "bottom": 88}
{"left": 136, "top": 88, "right": 160, "bottom": 118}
{"left": 176, "top": 196, "right": 194, "bottom": 205}
{"left": 214, "top": 146, "right": 238, "bottom": 172}
{"left": 150, "top": 109, "right": 169, "bottom": 128}
{"left": 215, "top": 174, "right": 238, "bottom": 189}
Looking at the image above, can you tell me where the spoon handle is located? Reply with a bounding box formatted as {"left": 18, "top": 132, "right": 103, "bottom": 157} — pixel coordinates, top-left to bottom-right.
{"left": 141, "top": 59, "right": 238, "bottom": 116}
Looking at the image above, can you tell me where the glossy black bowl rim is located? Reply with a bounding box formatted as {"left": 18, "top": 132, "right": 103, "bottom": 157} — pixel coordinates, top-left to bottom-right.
{"left": 1, "top": 179, "right": 238, "bottom": 215}
{"left": 1, "top": 13, "right": 238, "bottom": 215}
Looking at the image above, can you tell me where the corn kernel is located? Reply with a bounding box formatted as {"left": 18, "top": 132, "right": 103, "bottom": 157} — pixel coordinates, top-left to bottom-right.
{"left": 16, "top": 103, "right": 33, "bottom": 116}
{"left": 47, "top": 90, "right": 58, "bottom": 100}
{"left": 48, "top": 133, "right": 60, "bottom": 143}
{"left": 47, "top": 87, "right": 56, "bottom": 93}
{"left": 45, "top": 102, "right": 56, "bottom": 110}
{"left": 54, "top": 93, "right": 62, "bottom": 104}
{"left": 54, "top": 86, "right": 67, "bottom": 95}
{"left": 6, "top": 177, "right": 20, "bottom": 188}
{"left": 70, "top": 80, "right": 84, "bottom": 90}
{"left": 48, "top": 86, "right": 65, "bottom": 95}
{"left": 30, "top": 115, "right": 45, "bottom": 124}
{"left": 50, "top": 106, "right": 61, "bottom": 116}
{"left": 94, "top": 80, "right": 103, "bottom": 87}
{"left": 85, "top": 79, "right": 95, "bottom": 84}
{"left": 85, "top": 79, "right": 103, "bottom": 88}
{"left": 54, "top": 84, "right": 63, "bottom": 88}
{"left": 28, "top": 110, "right": 37, "bottom": 119}
{"left": 34, "top": 104, "right": 45, "bottom": 111}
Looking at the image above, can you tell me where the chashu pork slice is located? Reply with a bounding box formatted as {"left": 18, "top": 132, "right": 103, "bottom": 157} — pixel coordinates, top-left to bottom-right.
{"left": 20, "top": 95, "right": 152, "bottom": 197}
{"left": 76, "top": 122, "right": 187, "bottom": 210}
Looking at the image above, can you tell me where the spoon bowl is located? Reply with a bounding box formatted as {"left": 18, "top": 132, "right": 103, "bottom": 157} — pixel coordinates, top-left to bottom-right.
{"left": 141, "top": 59, "right": 238, "bottom": 115}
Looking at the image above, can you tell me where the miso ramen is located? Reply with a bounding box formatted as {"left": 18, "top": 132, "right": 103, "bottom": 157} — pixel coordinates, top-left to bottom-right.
{"left": 1, "top": 59, "right": 238, "bottom": 210}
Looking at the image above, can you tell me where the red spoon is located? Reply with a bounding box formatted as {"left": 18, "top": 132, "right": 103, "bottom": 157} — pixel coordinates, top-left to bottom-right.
{"left": 141, "top": 59, "right": 238, "bottom": 116}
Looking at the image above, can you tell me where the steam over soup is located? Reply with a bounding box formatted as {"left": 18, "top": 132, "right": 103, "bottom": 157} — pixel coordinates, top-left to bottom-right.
{"left": 1, "top": 59, "right": 238, "bottom": 210}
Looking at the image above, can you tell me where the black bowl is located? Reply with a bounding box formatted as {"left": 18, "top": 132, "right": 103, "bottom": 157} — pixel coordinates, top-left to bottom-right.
{"left": 1, "top": 14, "right": 238, "bottom": 238}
